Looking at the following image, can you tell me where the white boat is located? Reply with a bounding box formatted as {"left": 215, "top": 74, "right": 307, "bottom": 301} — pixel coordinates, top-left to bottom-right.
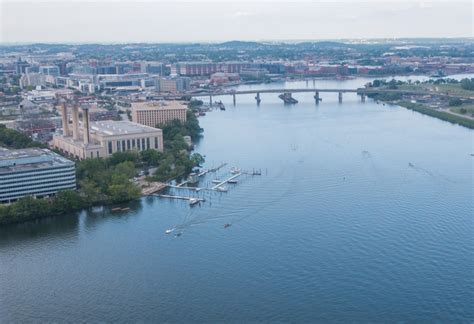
{"left": 211, "top": 179, "right": 221, "bottom": 184}
{"left": 165, "top": 228, "right": 175, "bottom": 234}
{"left": 230, "top": 167, "right": 241, "bottom": 174}
{"left": 216, "top": 186, "right": 228, "bottom": 192}
{"left": 228, "top": 179, "right": 238, "bottom": 184}
{"left": 189, "top": 198, "right": 200, "bottom": 206}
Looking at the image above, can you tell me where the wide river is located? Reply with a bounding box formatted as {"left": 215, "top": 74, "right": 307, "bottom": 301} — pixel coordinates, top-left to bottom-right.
{"left": 1, "top": 76, "right": 473, "bottom": 322}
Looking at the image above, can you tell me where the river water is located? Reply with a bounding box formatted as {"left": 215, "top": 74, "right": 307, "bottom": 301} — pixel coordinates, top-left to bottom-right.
{"left": 1, "top": 77, "right": 473, "bottom": 322}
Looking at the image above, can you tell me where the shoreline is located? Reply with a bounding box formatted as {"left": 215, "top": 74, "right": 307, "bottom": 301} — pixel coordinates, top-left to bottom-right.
{"left": 392, "top": 100, "right": 474, "bottom": 129}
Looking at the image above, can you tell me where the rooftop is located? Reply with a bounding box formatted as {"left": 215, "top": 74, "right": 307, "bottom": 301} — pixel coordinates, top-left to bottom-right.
{"left": 131, "top": 100, "right": 187, "bottom": 111}
{"left": 90, "top": 120, "right": 161, "bottom": 136}
{"left": 0, "top": 148, "right": 74, "bottom": 174}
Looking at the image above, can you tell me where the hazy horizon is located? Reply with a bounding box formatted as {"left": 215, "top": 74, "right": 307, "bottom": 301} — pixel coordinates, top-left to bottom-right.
{"left": 1, "top": 0, "right": 472, "bottom": 44}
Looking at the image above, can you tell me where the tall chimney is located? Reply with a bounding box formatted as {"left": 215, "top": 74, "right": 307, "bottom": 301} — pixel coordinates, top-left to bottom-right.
{"left": 61, "top": 101, "right": 69, "bottom": 136}
{"left": 72, "top": 103, "right": 80, "bottom": 141}
{"left": 82, "top": 107, "right": 90, "bottom": 145}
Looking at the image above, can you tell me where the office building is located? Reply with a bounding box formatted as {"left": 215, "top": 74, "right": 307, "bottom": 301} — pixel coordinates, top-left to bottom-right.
{"left": 131, "top": 101, "right": 187, "bottom": 127}
{"left": 158, "top": 77, "right": 190, "bottom": 93}
{"left": 19, "top": 73, "right": 46, "bottom": 89}
{"left": 0, "top": 148, "right": 76, "bottom": 204}
{"left": 172, "top": 62, "right": 251, "bottom": 76}
{"left": 39, "top": 65, "right": 60, "bottom": 77}
{"left": 53, "top": 103, "right": 163, "bottom": 159}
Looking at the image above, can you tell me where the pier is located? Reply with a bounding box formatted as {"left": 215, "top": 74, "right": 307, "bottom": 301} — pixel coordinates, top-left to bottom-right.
{"left": 155, "top": 194, "right": 205, "bottom": 204}
{"left": 211, "top": 173, "right": 242, "bottom": 190}
{"left": 141, "top": 182, "right": 167, "bottom": 195}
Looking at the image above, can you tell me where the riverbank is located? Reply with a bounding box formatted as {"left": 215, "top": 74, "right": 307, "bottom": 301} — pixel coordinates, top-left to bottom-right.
{"left": 397, "top": 101, "right": 474, "bottom": 129}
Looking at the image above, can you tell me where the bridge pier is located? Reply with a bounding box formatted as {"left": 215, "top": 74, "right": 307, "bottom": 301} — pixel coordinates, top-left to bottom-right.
{"left": 338, "top": 92, "right": 343, "bottom": 103}
{"left": 233, "top": 93, "right": 236, "bottom": 106}
{"left": 314, "top": 91, "right": 321, "bottom": 104}
{"left": 255, "top": 92, "right": 261, "bottom": 105}
{"left": 209, "top": 95, "right": 213, "bottom": 107}
{"left": 361, "top": 93, "right": 366, "bottom": 103}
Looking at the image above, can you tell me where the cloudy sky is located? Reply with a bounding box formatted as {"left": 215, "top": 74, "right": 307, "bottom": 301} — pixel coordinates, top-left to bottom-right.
{"left": 0, "top": 0, "right": 472, "bottom": 43}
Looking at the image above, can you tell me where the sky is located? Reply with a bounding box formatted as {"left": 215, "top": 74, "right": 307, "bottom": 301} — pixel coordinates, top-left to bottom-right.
{"left": 0, "top": 0, "right": 472, "bottom": 43}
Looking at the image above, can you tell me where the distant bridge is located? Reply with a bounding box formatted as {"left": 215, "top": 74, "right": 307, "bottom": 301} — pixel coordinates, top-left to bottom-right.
{"left": 183, "top": 88, "right": 442, "bottom": 105}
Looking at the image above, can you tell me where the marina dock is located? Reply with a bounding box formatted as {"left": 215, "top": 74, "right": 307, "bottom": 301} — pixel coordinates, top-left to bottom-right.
{"left": 211, "top": 173, "right": 242, "bottom": 190}
{"left": 155, "top": 194, "right": 205, "bottom": 205}
{"left": 142, "top": 182, "right": 168, "bottom": 195}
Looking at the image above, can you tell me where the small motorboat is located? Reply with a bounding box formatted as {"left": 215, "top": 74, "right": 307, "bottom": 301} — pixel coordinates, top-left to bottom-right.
{"left": 211, "top": 179, "right": 221, "bottom": 184}
{"left": 230, "top": 167, "right": 241, "bottom": 174}
{"left": 175, "top": 232, "right": 182, "bottom": 237}
{"left": 189, "top": 198, "right": 200, "bottom": 206}
{"left": 216, "top": 186, "right": 228, "bottom": 192}
{"left": 408, "top": 162, "right": 414, "bottom": 168}
{"left": 224, "top": 223, "right": 232, "bottom": 229}
{"left": 228, "top": 179, "right": 238, "bottom": 184}
{"left": 165, "top": 228, "right": 175, "bottom": 234}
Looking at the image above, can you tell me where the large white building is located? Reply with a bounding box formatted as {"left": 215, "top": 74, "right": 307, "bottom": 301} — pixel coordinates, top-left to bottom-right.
{"left": 0, "top": 148, "right": 76, "bottom": 204}
{"left": 53, "top": 103, "right": 163, "bottom": 159}
{"left": 131, "top": 101, "right": 188, "bottom": 127}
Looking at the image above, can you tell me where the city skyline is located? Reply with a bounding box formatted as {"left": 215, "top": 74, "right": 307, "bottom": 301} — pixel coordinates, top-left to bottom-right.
{"left": 1, "top": 0, "right": 472, "bottom": 43}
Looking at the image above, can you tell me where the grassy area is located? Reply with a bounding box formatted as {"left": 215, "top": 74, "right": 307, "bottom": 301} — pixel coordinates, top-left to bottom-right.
{"left": 398, "top": 84, "right": 431, "bottom": 92}
{"left": 437, "top": 84, "right": 474, "bottom": 97}
{"left": 396, "top": 83, "right": 474, "bottom": 98}
{"left": 398, "top": 101, "right": 474, "bottom": 129}
{"left": 450, "top": 105, "right": 474, "bottom": 117}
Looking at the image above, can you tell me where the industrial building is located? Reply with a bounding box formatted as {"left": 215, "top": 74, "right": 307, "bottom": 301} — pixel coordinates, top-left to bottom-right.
{"left": 131, "top": 101, "right": 187, "bottom": 127}
{"left": 0, "top": 148, "right": 76, "bottom": 204}
{"left": 53, "top": 103, "right": 163, "bottom": 159}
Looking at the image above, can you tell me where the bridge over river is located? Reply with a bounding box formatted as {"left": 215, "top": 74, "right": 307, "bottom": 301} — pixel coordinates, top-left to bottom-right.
{"left": 184, "top": 88, "right": 440, "bottom": 105}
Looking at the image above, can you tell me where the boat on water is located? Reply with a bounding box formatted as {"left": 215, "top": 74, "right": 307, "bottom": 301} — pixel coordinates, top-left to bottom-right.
{"left": 230, "top": 167, "right": 241, "bottom": 174}
{"left": 111, "top": 207, "right": 122, "bottom": 212}
{"left": 211, "top": 179, "right": 221, "bottom": 184}
{"left": 189, "top": 198, "right": 200, "bottom": 206}
{"left": 224, "top": 223, "right": 232, "bottom": 229}
{"left": 216, "top": 186, "right": 228, "bottom": 192}
{"left": 165, "top": 228, "right": 175, "bottom": 234}
{"left": 408, "top": 162, "right": 415, "bottom": 167}
{"left": 215, "top": 100, "right": 225, "bottom": 110}
{"left": 228, "top": 179, "right": 238, "bottom": 184}
{"left": 121, "top": 207, "right": 130, "bottom": 211}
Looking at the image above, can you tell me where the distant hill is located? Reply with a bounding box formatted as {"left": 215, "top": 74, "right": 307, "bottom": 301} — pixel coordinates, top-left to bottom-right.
{"left": 217, "top": 41, "right": 266, "bottom": 47}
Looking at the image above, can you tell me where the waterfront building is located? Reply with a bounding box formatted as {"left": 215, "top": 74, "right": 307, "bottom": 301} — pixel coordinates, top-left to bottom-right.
{"left": 240, "top": 68, "right": 269, "bottom": 79}
{"left": 53, "top": 103, "right": 163, "bottom": 159}
{"left": 0, "top": 148, "right": 76, "bottom": 204}
{"left": 131, "top": 100, "right": 187, "bottom": 127}
{"left": 158, "top": 77, "right": 191, "bottom": 93}
{"left": 172, "top": 62, "right": 251, "bottom": 76}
